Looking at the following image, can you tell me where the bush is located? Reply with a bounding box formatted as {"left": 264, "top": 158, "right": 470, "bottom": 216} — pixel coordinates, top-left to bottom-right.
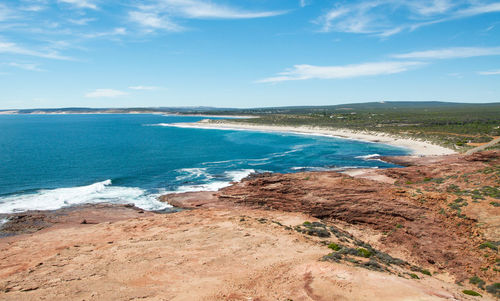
{"left": 409, "top": 273, "right": 419, "bottom": 279}
{"left": 328, "top": 243, "right": 341, "bottom": 251}
{"left": 421, "top": 269, "right": 432, "bottom": 276}
{"left": 486, "top": 283, "right": 500, "bottom": 298}
{"left": 470, "top": 276, "right": 486, "bottom": 289}
{"left": 357, "top": 248, "right": 373, "bottom": 258}
{"left": 479, "top": 242, "right": 498, "bottom": 251}
{"left": 462, "top": 290, "right": 482, "bottom": 297}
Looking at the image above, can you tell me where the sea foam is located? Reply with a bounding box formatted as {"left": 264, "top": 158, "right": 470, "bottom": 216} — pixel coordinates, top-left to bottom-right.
{"left": 355, "top": 154, "right": 381, "bottom": 160}
{"left": 0, "top": 180, "right": 171, "bottom": 214}
{"left": 169, "top": 169, "right": 255, "bottom": 194}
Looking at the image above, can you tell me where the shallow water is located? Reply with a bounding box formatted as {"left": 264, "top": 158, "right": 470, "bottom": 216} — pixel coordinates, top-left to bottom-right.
{"left": 0, "top": 114, "right": 408, "bottom": 213}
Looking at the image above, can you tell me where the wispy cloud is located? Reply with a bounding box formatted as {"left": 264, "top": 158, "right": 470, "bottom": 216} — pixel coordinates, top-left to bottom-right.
{"left": 0, "top": 41, "right": 72, "bottom": 60}
{"left": 68, "top": 18, "right": 96, "bottom": 25}
{"left": 130, "top": 0, "right": 287, "bottom": 32}
{"left": 129, "top": 86, "right": 160, "bottom": 90}
{"left": 83, "top": 27, "right": 127, "bottom": 38}
{"left": 58, "top": 0, "right": 97, "bottom": 10}
{"left": 19, "top": 5, "right": 47, "bottom": 12}
{"left": 257, "top": 61, "right": 423, "bottom": 83}
{"left": 393, "top": 46, "right": 500, "bottom": 59}
{"left": 0, "top": 3, "right": 14, "bottom": 21}
{"left": 478, "top": 69, "right": 500, "bottom": 75}
{"left": 85, "top": 89, "right": 128, "bottom": 98}
{"left": 129, "top": 11, "right": 185, "bottom": 32}
{"left": 317, "top": 0, "right": 500, "bottom": 37}
{"left": 6, "top": 62, "right": 44, "bottom": 71}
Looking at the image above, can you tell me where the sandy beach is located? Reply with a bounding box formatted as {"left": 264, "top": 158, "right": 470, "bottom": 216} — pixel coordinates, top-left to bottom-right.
{"left": 166, "top": 120, "right": 457, "bottom": 156}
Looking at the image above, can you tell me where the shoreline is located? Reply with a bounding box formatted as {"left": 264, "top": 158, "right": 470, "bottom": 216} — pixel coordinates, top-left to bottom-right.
{"left": 1, "top": 151, "right": 499, "bottom": 299}
{"left": 166, "top": 121, "right": 457, "bottom": 156}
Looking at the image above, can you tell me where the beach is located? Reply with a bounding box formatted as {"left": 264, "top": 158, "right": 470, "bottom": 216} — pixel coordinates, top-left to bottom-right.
{"left": 167, "top": 120, "right": 457, "bottom": 156}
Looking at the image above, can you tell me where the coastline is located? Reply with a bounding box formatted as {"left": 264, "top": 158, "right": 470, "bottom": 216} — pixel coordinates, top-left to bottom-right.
{"left": 166, "top": 121, "right": 457, "bottom": 156}
{"left": 2, "top": 150, "right": 499, "bottom": 300}
{"left": 0, "top": 111, "right": 256, "bottom": 119}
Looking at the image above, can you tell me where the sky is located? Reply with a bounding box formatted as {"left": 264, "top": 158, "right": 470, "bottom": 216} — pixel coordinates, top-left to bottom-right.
{"left": 0, "top": 0, "right": 500, "bottom": 109}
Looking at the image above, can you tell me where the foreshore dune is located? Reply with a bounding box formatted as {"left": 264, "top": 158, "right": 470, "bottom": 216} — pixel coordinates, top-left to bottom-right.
{"left": 166, "top": 121, "right": 457, "bottom": 157}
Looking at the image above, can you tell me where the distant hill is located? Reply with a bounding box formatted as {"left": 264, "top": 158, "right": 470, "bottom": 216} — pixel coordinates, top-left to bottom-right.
{"left": 1, "top": 101, "right": 500, "bottom": 115}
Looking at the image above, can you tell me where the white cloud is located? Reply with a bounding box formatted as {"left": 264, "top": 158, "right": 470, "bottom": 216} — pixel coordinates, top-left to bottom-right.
{"left": 257, "top": 61, "right": 423, "bottom": 83}
{"left": 129, "top": 11, "right": 185, "bottom": 32}
{"left": 317, "top": 0, "right": 500, "bottom": 37}
{"left": 83, "top": 27, "right": 128, "bottom": 38}
{"left": 129, "top": 86, "right": 160, "bottom": 90}
{"left": 6, "top": 62, "right": 44, "bottom": 71}
{"left": 478, "top": 69, "right": 500, "bottom": 75}
{"left": 68, "top": 18, "right": 96, "bottom": 25}
{"left": 457, "top": 2, "right": 500, "bottom": 17}
{"left": 85, "top": 89, "right": 128, "bottom": 98}
{"left": 130, "top": 0, "right": 287, "bottom": 31}
{"left": 153, "top": 0, "right": 286, "bottom": 19}
{"left": 0, "top": 4, "right": 13, "bottom": 21}
{"left": 0, "top": 41, "right": 72, "bottom": 60}
{"left": 20, "top": 5, "right": 47, "bottom": 12}
{"left": 393, "top": 47, "right": 500, "bottom": 60}
{"left": 58, "top": 0, "right": 97, "bottom": 9}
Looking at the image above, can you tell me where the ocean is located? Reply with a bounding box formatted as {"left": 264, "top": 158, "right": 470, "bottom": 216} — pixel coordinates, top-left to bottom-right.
{"left": 0, "top": 114, "right": 408, "bottom": 213}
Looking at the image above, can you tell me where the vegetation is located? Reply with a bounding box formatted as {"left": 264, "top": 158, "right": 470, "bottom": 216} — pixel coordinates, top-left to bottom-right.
{"left": 486, "top": 283, "right": 500, "bottom": 298}
{"left": 421, "top": 269, "right": 432, "bottom": 276}
{"left": 479, "top": 242, "right": 499, "bottom": 251}
{"left": 357, "top": 248, "right": 373, "bottom": 258}
{"left": 207, "top": 102, "right": 500, "bottom": 151}
{"left": 470, "top": 276, "right": 486, "bottom": 289}
{"left": 328, "top": 243, "right": 341, "bottom": 251}
{"left": 463, "top": 290, "right": 482, "bottom": 297}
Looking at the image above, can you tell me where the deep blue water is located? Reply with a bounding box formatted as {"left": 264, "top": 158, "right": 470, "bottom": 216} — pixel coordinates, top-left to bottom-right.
{"left": 0, "top": 114, "right": 408, "bottom": 213}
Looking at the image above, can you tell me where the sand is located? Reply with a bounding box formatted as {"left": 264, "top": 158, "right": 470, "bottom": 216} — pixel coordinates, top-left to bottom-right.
{"left": 166, "top": 121, "right": 457, "bottom": 156}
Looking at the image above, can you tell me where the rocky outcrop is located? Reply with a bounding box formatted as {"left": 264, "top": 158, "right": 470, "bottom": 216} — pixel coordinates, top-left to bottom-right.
{"left": 162, "top": 150, "right": 500, "bottom": 284}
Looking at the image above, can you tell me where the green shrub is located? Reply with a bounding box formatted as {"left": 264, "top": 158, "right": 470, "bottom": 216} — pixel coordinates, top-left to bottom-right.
{"left": 486, "top": 283, "right": 500, "bottom": 298}
{"left": 470, "top": 276, "right": 486, "bottom": 289}
{"left": 462, "top": 290, "right": 482, "bottom": 297}
{"left": 409, "top": 273, "right": 419, "bottom": 279}
{"left": 328, "top": 243, "right": 341, "bottom": 251}
{"left": 421, "top": 269, "right": 432, "bottom": 276}
{"left": 303, "top": 221, "right": 312, "bottom": 226}
{"left": 479, "top": 242, "right": 498, "bottom": 251}
{"left": 357, "top": 248, "right": 373, "bottom": 258}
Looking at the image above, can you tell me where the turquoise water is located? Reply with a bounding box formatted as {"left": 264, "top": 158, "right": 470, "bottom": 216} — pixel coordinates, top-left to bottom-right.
{"left": 0, "top": 114, "right": 408, "bottom": 213}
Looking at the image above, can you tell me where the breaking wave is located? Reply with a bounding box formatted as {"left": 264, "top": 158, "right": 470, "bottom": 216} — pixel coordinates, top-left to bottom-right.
{"left": 0, "top": 180, "right": 171, "bottom": 214}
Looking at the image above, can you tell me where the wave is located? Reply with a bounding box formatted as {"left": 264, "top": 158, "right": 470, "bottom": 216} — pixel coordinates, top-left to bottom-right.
{"left": 355, "top": 154, "right": 381, "bottom": 160}
{"left": 167, "top": 169, "right": 255, "bottom": 194}
{"left": 175, "top": 168, "right": 212, "bottom": 181}
{"left": 0, "top": 180, "right": 171, "bottom": 214}
{"left": 290, "top": 166, "right": 366, "bottom": 172}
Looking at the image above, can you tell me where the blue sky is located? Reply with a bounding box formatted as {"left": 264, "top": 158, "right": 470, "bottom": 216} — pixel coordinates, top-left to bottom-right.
{"left": 0, "top": 0, "right": 500, "bottom": 109}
